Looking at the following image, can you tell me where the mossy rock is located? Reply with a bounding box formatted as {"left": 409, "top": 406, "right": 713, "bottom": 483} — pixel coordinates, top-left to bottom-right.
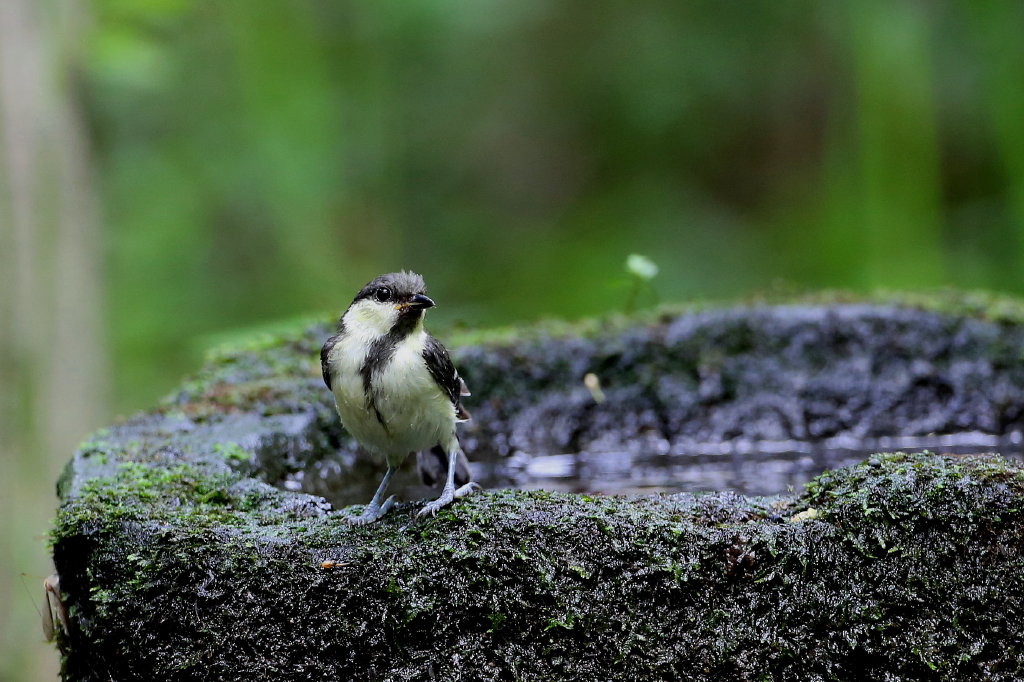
{"left": 52, "top": 294, "right": 1024, "bottom": 680}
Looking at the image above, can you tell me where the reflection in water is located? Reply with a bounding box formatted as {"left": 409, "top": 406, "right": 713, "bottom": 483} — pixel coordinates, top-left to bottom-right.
{"left": 286, "top": 431, "right": 1024, "bottom": 509}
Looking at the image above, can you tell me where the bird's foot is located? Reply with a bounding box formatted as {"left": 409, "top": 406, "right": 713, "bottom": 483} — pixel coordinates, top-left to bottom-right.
{"left": 418, "top": 482, "right": 480, "bottom": 518}
{"left": 344, "top": 495, "right": 396, "bottom": 525}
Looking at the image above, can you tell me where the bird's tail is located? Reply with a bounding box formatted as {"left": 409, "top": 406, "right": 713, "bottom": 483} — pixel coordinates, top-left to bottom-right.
{"left": 416, "top": 444, "right": 471, "bottom": 487}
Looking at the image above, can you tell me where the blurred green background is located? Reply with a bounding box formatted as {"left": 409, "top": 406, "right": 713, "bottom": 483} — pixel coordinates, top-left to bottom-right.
{"left": 2, "top": 0, "right": 1023, "bottom": 677}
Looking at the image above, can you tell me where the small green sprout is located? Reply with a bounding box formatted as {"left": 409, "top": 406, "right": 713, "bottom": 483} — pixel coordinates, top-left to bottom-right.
{"left": 624, "top": 253, "right": 660, "bottom": 312}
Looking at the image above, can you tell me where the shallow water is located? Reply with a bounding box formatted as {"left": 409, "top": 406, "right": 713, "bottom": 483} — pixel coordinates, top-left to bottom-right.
{"left": 284, "top": 431, "right": 1024, "bottom": 508}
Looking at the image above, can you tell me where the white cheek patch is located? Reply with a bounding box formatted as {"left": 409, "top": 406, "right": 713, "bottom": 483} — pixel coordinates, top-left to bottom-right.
{"left": 346, "top": 300, "right": 398, "bottom": 337}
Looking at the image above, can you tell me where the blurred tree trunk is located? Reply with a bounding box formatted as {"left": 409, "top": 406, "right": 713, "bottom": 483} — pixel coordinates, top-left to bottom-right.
{"left": 0, "top": 0, "right": 106, "bottom": 678}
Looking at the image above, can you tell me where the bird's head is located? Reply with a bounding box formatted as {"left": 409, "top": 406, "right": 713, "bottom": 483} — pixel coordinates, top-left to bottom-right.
{"left": 344, "top": 271, "right": 435, "bottom": 337}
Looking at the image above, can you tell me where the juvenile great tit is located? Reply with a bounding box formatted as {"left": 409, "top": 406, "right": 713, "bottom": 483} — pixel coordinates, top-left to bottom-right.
{"left": 320, "top": 271, "right": 477, "bottom": 523}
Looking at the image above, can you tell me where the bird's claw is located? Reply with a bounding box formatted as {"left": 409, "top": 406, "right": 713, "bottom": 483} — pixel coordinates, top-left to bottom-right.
{"left": 417, "top": 495, "right": 451, "bottom": 518}
{"left": 417, "top": 482, "right": 480, "bottom": 518}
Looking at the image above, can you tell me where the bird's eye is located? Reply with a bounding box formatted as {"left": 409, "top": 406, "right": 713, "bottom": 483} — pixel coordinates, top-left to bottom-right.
{"left": 374, "top": 287, "right": 391, "bottom": 303}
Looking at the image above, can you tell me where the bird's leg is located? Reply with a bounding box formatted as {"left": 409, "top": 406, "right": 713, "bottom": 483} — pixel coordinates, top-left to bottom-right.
{"left": 418, "top": 444, "right": 479, "bottom": 517}
{"left": 346, "top": 467, "right": 397, "bottom": 525}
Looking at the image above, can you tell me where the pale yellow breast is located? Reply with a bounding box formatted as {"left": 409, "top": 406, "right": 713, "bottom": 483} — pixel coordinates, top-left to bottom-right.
{"left": 328, "top": 328, "right": 455, "bottom": 464}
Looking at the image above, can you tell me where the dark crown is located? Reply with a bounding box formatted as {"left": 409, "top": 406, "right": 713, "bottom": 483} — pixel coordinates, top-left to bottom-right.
{"left": 352, "top": 271, "right": 426, "bottom": 303}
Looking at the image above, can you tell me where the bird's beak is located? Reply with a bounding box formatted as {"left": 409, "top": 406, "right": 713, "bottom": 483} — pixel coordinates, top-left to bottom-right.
{"left": 398, "top": 294, "right": 435, "bottom": 311}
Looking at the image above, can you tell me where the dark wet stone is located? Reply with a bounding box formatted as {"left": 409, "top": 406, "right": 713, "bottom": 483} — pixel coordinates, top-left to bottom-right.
{"left": 456, "top": 304, "right": 1024, "bottom": 457}
{"left": 51, "top": 297, "right": 1024, "bottom": 680}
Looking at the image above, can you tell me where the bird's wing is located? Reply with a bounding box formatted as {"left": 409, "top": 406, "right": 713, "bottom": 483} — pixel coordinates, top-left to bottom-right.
{"left": 422, "top": 335, "right": 471, "bottom": 420}
{"left": 320, "top": 334, "right": 339, "bottom": 391}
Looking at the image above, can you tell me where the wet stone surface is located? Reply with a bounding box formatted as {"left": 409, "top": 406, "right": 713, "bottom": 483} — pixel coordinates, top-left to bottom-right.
{"left": 284, "top": 303, "right": 1024, "bottom": 506}
{"left": 51, "top": 297, "right": 1024, "bottom": 681}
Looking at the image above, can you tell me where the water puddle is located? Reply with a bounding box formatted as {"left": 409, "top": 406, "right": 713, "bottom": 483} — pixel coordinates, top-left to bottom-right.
{"left": 284, "top": 431, "right": 1024, "bottom": 508}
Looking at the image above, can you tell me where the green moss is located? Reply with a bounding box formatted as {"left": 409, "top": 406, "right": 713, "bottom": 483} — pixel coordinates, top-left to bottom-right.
{"left": 213, "top": 442, "right": 250, "bottom": 464}
{"left": 52, "top": 457, "right": 307, "bottom": 549}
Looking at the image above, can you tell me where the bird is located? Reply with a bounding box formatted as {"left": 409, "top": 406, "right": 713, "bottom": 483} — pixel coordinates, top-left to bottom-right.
{"left": 320, "top": 271, "right": 478, "bottom": 524}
